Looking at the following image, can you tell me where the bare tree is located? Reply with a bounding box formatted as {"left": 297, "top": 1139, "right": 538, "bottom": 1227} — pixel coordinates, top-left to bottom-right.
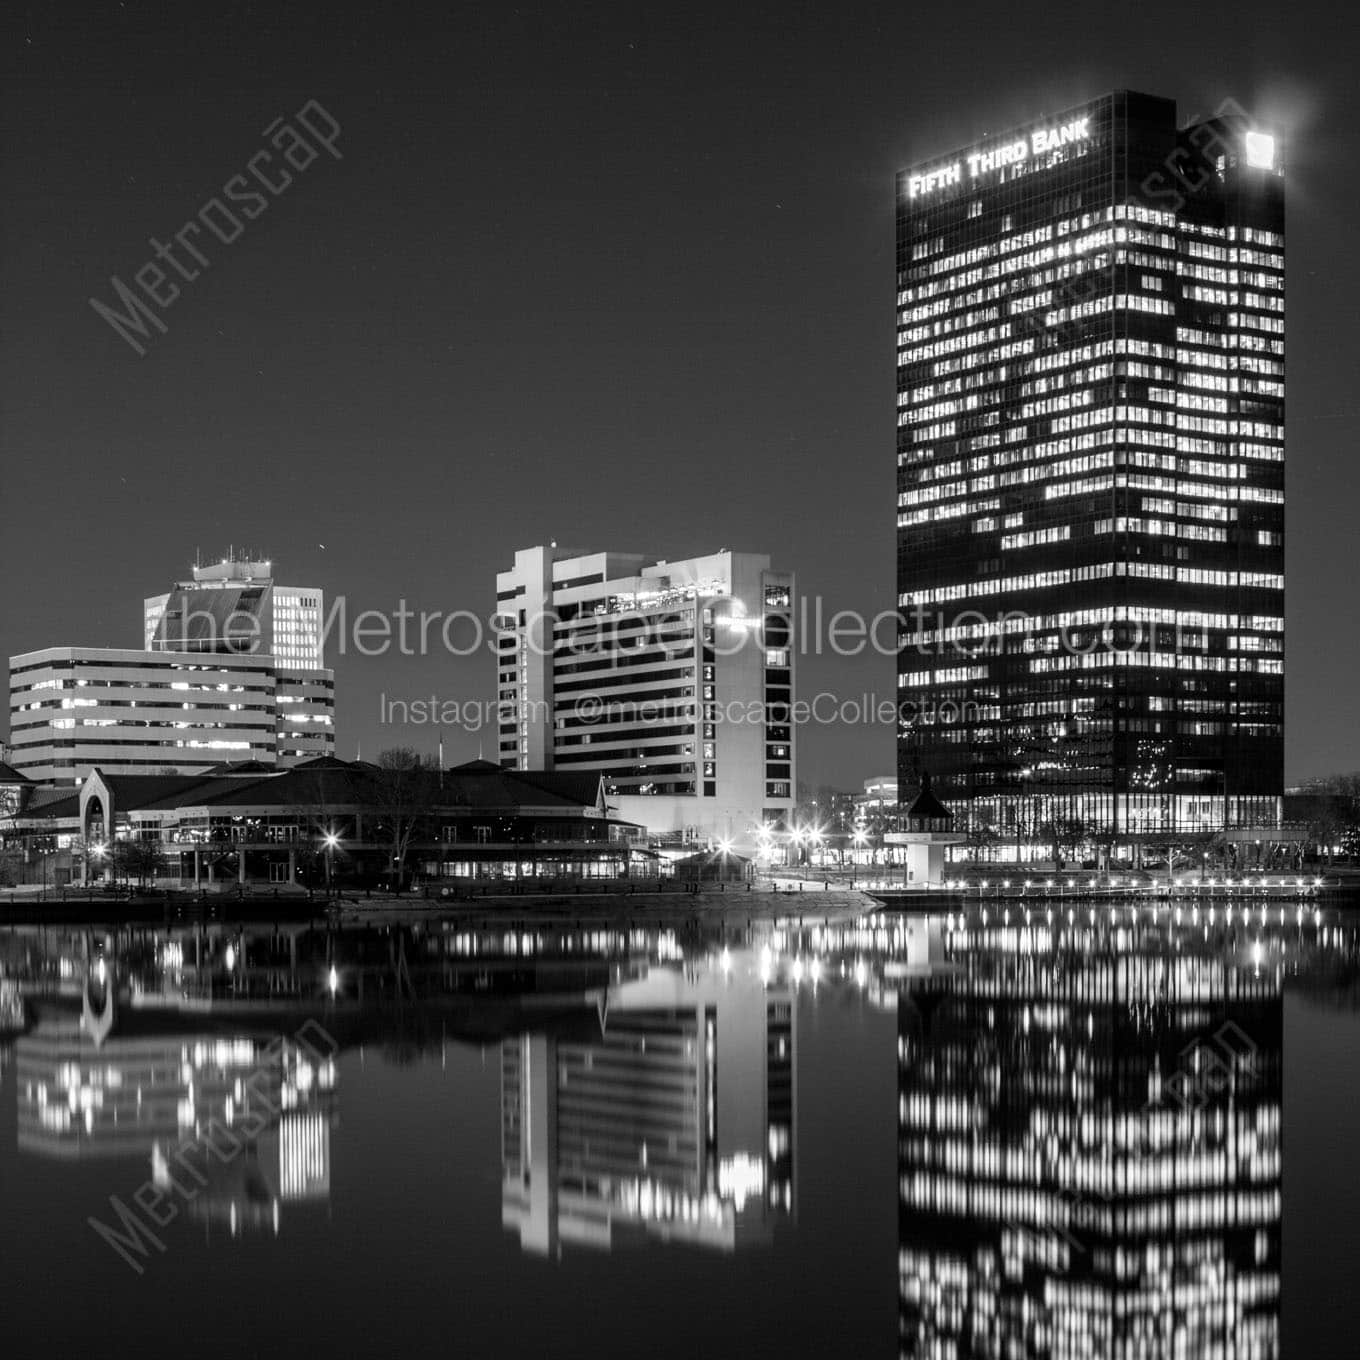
{"left": 369, "top": 748, "right": 441, "bottom": 891}
{"left": 288, "top": 762, "right": 352, "bottom": 889}
{"left": 112, "top": 839, "right": 166, "bottom": 889}
{"left": 1037, "top": 816, "right": 1085, "bottom": 870}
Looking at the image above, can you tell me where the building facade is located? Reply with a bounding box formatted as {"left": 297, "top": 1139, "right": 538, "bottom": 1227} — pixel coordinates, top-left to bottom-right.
{"left": 495, "top": 547, "right": 796, "bottom": 851}
{"left": 2, "top": 757, "right": 652, "bottom": 888}
{"left": 7, "top": 647, "right": 281, "bottom": 783}
{"left": 144, "top": 556, "right": 333, "bottom": 762}
{"left": 896, "top": 92, "right": 1284, "bottom": 843}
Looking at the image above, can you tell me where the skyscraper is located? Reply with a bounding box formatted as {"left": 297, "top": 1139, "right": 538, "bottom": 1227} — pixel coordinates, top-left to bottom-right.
{"left": 896, "top": 92, "right": 1284, "bottom": 846}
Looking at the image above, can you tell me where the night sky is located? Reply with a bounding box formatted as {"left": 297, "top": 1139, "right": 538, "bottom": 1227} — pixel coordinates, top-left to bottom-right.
{"left": 3, "top": 0, "right": 1357, "bottom": 788}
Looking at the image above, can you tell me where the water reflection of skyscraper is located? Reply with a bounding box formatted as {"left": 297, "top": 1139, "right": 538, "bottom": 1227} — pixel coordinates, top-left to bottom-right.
{"left": 896, "top": 917, "right": 1282, "bottom": 1359}
{"left": 15, "top": 1017, "right": 335, "bottom": 1235}
{"left": 501, "top": 957, "right": 796, "bottom": 1257}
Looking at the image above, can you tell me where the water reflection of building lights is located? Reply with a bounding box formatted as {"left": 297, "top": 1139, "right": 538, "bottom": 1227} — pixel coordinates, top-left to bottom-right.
{"left": 717, "top": 1153, "right": 765, "bottom": 1211}
{"left": 501, "top": 966, "right": 795, "bottom": 1257}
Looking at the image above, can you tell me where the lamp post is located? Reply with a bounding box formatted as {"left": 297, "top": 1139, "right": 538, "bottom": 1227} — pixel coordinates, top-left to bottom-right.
{"left": 323, "top": 830, "right": 340, "bottom": 899}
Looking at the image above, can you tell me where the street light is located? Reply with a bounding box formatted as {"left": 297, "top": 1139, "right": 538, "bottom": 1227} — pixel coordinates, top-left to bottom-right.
{"left": 323, "top": 830, "right": 340, "bottom": 898}
{"left": 91, "top": 841, "right": 108, "bottom": 890}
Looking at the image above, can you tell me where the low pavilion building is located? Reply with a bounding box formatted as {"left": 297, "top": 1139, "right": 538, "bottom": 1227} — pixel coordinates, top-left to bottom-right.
{"left": 2, "top": 757, "right": 655, "bottom": 891}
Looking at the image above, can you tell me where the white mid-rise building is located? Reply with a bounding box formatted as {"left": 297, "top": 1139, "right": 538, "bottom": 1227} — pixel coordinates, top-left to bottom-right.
{"left": 143, "top": 555, "right": 333, "bottom": 763}
{"left": 495, "top": 546, "right": 795, "bottom": 852}
{"left": 7, "top": 556, "right": 337, "bottom": 785}
{"left": 8, "top": 647, "right": 281, "bottom": 784}
{"left": 144, "top": 556, "right": 324, "bottom": 667}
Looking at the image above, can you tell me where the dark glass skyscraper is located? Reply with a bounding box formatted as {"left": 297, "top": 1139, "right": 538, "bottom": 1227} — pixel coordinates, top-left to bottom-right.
{"left": 895, "top": 92, "right": 1284, "bottom": 845}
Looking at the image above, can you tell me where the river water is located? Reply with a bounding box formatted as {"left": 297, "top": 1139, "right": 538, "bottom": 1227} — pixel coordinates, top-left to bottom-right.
{"left": 1, "top": 903, "right": 1357, "bottom": 1358}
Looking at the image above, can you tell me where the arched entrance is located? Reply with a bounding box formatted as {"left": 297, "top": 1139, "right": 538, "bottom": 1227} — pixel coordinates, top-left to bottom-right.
{"left": 78, "top": 772, "right": 116, "bottom": 886}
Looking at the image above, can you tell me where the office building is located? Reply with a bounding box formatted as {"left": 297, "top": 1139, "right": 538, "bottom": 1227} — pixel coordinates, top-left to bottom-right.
{"left": 896, "top": 92, "right": 1284, "bottom": 843}
{"left": 7, "top": 647, "right": 282, "bottom": 783}
{"left": 495, "top": 546, "right": 796, "bottom": 850}
{"left": 3, "top": 555, "right": 336, "bottom": 785}
{"left": 145, "top": 555, "right": 333, "bottom": 762}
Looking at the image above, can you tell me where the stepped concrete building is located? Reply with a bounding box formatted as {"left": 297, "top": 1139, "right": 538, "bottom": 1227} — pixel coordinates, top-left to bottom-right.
{"left": 495, "top": 546, "right": 796, "bottom": 852}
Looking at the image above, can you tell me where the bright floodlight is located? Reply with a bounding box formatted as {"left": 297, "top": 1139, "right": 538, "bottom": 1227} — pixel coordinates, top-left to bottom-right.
{"left": 324, "top": 832, "right": 340, "bottom": 849}
{"left": 718, "top": 838, "right": 733, "bottom": 855}
{"left": 1244, "top": 130, "right": 1276, "bottom": 169}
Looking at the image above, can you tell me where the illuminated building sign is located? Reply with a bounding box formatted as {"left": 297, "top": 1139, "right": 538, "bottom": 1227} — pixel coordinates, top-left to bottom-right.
{"left": 907, "top": 115, "right": 1092, "bottom": 199}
